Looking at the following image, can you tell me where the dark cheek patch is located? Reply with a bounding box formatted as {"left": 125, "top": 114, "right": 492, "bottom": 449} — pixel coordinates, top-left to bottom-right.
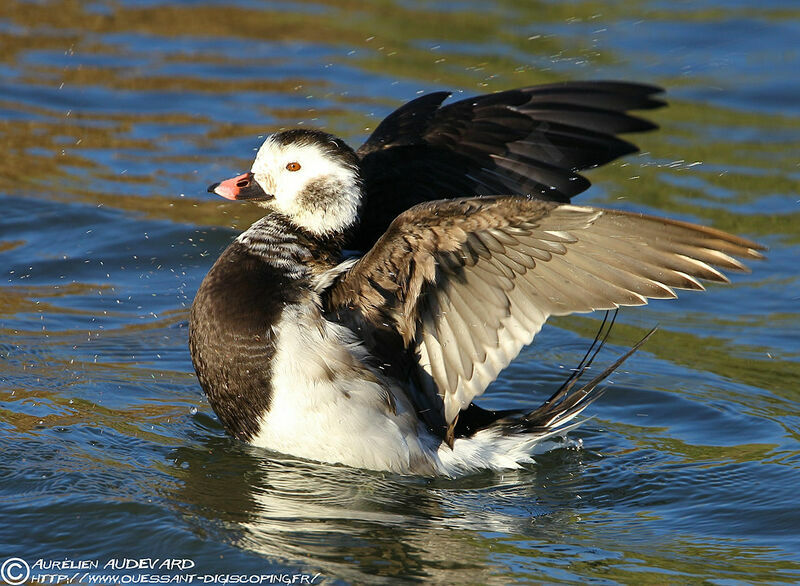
{"left": 299, "top": 177, "right": 339, "bottom": 211}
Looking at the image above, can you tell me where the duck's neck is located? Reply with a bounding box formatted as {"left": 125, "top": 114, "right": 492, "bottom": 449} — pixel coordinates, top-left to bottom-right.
{"left": 237, "top": 213, "right": 349, "bottom": 276}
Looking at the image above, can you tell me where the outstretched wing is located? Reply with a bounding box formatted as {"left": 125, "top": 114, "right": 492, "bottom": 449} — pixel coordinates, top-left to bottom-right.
{"left": 328, "top": 196, "right": 764, "bottom": 439}
{"left": 351, "top": 81, "right": 665, "bottom": 250}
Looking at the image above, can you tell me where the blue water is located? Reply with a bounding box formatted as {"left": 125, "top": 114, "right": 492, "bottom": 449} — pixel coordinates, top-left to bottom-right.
{"left": 1, "top": 0, "right": 799, "bottom": 583}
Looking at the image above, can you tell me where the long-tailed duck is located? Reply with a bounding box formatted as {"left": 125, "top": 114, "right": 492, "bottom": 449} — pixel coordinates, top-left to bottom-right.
{"left": 190, "top": 82, "right": 764, "bottom": 476}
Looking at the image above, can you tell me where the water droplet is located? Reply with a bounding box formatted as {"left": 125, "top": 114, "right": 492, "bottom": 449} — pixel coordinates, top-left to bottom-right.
{"left": 189, "top": 406, "right": 198, "bottom": 415}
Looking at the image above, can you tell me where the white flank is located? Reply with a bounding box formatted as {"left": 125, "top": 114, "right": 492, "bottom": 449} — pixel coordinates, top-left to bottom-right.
{"left": 250, "top": 303, "right": 585, "bottom": 477}
{"left": 252, "top": 304, "right": 439, "bottom": 475}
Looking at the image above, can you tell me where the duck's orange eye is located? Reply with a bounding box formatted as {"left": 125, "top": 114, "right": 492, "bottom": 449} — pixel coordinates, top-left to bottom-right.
{"left": 286, "top": 162, "right": 301, "bottom": 172}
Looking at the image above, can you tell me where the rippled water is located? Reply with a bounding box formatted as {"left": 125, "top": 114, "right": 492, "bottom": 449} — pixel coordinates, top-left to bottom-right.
{"left": 2, "top": 0, "right": 799, "bottom": 583}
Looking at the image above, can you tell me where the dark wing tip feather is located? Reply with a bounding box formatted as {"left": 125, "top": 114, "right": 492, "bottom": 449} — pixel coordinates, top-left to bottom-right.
{"left": 357, "top": 91, "right": 452, "bottom": 156}
{"left": 520, "top": 81, "right": 666, "bottom": 114}
{"left": 352, "top": 79, "right": 667, "bottom": 251}
{"left": 520, "top": 79, "right": 665, "bottom": 99}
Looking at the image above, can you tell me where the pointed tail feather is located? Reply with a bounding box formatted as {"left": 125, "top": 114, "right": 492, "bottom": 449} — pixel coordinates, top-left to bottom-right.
{"left": 524, "top": 309, "right": 618, "bottom": 424}
{"left": 522, "top": 320, "right": 658, "bottom": 433}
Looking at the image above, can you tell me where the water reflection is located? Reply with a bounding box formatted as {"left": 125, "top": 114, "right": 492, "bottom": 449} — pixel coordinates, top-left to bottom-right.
{"left": 168, "top": 423, "right": 800, "bottom": 582}
{"left": 170, "top": 437, "right": 585, "bottom": 583}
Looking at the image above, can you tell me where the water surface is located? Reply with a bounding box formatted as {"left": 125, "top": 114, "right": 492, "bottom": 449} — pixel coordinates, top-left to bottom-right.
{"left": 1, "top": 0, "right": 799, "bottom": 583}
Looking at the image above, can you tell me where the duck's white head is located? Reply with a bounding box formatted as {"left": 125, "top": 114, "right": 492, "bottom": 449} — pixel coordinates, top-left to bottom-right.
{"left": 208, "top": 129, "right": 362, "bottom": 237}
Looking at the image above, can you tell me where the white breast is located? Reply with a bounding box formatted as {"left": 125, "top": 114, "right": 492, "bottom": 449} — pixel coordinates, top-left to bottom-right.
{"left": 251, "top": 303, "right": 438, "bottom": 475}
